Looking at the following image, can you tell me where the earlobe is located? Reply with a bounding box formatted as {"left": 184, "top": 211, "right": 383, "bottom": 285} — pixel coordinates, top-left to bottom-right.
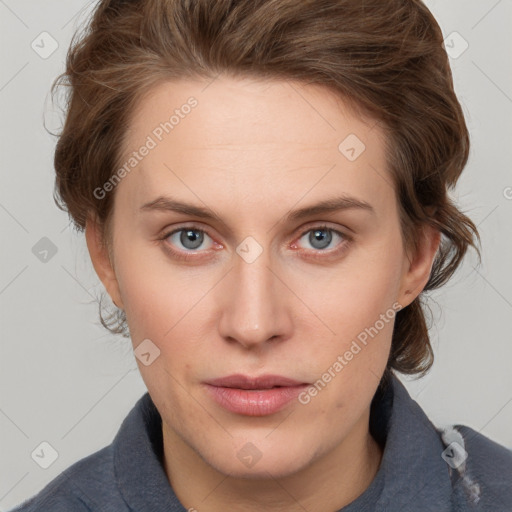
{"left": 85, "top": 216, "right": 125, "bottom": 310}
{"left": 398, "top": 225, "right": 441, "bottom": 308}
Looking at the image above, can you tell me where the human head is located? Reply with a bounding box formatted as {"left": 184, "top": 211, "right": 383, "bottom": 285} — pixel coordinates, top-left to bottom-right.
{"left": 52, "top": 4, "right": 480, "bottom": 480}
{"left": 53, "top": 0, "right": 479, "bottom": 381}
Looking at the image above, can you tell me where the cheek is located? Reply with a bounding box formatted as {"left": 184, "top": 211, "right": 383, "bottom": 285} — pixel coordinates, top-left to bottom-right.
{"left": 112, "top": 255, "right": 167, "bottom": 345}
{"left": 316, "top": 242, "right": 403, "bottom": 337}
{"left": 302, "top": 273, "right": 399, "bottom": 423}
{"left": 114, "top": 246, "right": 213, "bottom": 368}
{"left": 298, "top": 238, "right": 403, "bottom": 388}
{"left": 118, "top": 267, "right": 201, "bottom": 393}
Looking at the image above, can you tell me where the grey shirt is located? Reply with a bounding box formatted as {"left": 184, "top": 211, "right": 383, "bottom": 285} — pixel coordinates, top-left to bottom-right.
{"left": 9, "top": 374, "right": 512, "bottom": 511}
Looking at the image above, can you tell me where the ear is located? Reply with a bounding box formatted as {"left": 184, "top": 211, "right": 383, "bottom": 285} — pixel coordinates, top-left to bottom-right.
{"left": 85, "top": 215, "right": 125, "bottom": 310}
{"left": 397, "top": 224, "right": 441, "bottom": 308}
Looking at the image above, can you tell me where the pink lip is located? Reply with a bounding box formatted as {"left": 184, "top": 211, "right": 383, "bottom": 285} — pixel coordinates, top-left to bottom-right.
{"left": 203, "top": 374, "right": 309, "bottom": 416}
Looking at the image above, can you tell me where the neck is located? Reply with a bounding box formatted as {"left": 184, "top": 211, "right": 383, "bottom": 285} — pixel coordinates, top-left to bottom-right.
{"left": 162, "top": 410, "right": 383, "bottom": 512}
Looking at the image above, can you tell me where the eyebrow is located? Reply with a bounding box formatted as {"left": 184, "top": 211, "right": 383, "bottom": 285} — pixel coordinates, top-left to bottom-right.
{"left": 140, "top": 195, "right": 375, "bottom": 223}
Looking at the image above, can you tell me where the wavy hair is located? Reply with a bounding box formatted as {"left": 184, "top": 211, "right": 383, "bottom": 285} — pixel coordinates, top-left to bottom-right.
{"left": 52, "top": 0, "right": 480, "bottom": 378}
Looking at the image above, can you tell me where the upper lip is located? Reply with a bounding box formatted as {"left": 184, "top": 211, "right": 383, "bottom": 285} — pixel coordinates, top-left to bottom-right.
{"left": 205, "top": 374, "right": 307, "bottom": 390}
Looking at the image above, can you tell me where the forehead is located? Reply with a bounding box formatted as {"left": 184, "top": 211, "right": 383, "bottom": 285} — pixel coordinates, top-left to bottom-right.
{"left": 117, "top": 76, "right": 391, "bottom": 216}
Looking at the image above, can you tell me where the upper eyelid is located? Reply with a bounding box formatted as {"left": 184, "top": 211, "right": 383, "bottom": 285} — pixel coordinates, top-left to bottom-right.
{"left": 162, "top": 222, "right": 346, "bottom": 238}
{"left": 298, "top": 224, "right": 346, "bottom": 237}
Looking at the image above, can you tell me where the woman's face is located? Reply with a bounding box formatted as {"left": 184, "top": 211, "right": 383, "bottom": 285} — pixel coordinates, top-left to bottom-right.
{"left": 88, "top": 76, "right": 436, "bottom": 478}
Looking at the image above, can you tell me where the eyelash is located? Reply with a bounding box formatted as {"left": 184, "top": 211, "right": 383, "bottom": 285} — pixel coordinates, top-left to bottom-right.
{"left": 158, "top": 224, "right": 352, "bottom": 262}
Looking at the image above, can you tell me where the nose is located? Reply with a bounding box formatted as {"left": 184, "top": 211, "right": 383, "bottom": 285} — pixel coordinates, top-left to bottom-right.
{"left": 217, "top": 245, "right": 294, "bottom": 350}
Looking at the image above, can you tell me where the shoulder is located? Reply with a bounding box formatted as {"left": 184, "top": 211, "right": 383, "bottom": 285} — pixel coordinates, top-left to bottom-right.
{"left": 8, "top": 444, "right": 127, "bottom": 512}
{"left": 439, "top": 424, "right": 512, "bottom": 511}
{"left": 459, "top": 425, "right": 512, "bottom": 495}
{"left": 458, "top": 424, "right": 512, "bottom": 470}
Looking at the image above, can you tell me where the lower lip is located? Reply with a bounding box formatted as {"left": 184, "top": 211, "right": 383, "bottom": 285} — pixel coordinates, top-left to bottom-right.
{"left": 204, "top": 384, "right": 308, "bottom": 416}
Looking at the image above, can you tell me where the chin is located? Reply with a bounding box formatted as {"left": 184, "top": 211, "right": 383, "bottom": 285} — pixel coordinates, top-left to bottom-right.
{"left": 200, "top": 438, "right": 318, "bottom": 480}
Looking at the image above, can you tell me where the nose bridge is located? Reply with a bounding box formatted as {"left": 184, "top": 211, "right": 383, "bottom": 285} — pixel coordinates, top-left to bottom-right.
{"left": 218, "top": 239, "right": 292, "bottom": 347}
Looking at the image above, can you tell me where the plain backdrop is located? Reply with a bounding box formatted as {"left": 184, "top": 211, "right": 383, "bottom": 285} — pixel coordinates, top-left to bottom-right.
{"left": 1, "top": 0, "right": 511, "bottom": 509}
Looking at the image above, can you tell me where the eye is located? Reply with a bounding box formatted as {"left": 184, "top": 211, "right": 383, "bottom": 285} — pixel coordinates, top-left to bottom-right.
{"left": 164, "top": 226, "right": 214, "bottom": 252}
{"left": 295, "top": 225, "right": 348, "bottom": 253}
{"left": 159, "top": 223, "right": 350, "bottom": 262}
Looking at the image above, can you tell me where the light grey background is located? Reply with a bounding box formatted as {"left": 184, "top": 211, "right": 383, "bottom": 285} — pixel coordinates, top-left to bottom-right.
{"left": 1, "top": 0, "right": 511, "bottom": 509}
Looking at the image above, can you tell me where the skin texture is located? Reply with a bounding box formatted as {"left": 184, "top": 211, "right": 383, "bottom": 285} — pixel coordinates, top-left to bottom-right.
{"left": 86, "top": 76, "right": 440, "bottom": 512}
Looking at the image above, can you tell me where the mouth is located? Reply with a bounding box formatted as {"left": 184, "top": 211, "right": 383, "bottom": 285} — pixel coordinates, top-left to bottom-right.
{"left": 203, "top": 374, "right": 309, "bottom": 416}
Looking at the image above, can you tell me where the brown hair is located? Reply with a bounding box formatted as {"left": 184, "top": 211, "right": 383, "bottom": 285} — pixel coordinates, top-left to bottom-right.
{"left": 52, "top": 0, "right": 480, "bottom": 378}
